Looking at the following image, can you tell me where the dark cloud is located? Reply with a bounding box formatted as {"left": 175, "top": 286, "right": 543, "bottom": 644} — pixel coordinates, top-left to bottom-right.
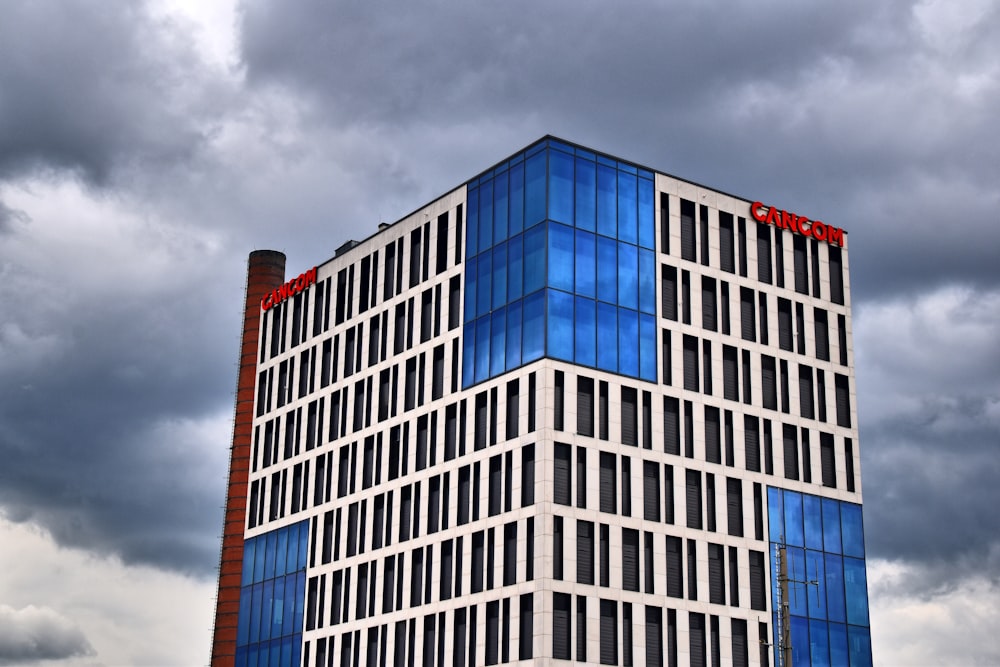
{"left": 0, "top": 605, "right": 94, "bottom": 665}
{"left": 0, "top": 0, "right": 222, "bottom": 185}
{"left": 856, "top": 286, "right": 1000, "bottom": 590}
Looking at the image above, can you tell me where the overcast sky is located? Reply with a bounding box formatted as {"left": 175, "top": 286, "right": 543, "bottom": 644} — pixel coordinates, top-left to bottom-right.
{"left": 0, "top": 0, "right": 998, "bottom": 664}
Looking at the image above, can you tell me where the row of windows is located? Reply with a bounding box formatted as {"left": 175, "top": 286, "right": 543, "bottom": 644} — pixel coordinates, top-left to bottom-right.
{"left": 260, "top": 204, "right": 464, "bottom": 364}
{"left": 257, "top": 275, "right": 463, "bottom": 417}
{"left": 304, "top": 518, "right": 534, "bottom": 632}
{"left": 661, "top": 195, "right": 845, "bottom": 306}
{"left": 304, "top": 594, "right": 535, "bottom": 667}
{"left": 553, "top": 594, "right": 766, "bottom": 667}
{"left": 670, "top": 334, "right": 853, "bottom": 427}
{"left": 660, "top": 266, "right": 850, "bottom": 366}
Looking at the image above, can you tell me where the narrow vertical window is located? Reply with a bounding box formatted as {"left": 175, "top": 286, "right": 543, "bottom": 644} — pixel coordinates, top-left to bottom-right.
{"left": 578, "top": 376, "right": 595, "bottom": 437}
{"left": 621, "top": 387, "right": 638, "bottom": 446}
{"left": 554, "top": 443, "right": 571, "bottom": 506}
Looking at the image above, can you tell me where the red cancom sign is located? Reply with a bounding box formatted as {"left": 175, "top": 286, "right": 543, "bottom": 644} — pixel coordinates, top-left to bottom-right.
{"left": 262, "top": 267, "right": 318, "bottom": 311}
{"left": 749, "top": 202, "right": 845, "bottom": 247}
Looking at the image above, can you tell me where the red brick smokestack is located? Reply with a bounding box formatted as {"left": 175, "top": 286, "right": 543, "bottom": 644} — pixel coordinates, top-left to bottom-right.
{"left": 211, "top": 250, "right": 286, "bottom": 666}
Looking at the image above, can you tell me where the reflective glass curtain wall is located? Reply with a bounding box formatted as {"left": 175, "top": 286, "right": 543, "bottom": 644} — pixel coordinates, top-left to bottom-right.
{"left": 235, "top": 520, "right": 309, "bottom": 667}
{"left": 463, "top": 139, "right": 657, "bottom": 387}
{"left": 768, "top": 488, "right": 872, "bottom": 667}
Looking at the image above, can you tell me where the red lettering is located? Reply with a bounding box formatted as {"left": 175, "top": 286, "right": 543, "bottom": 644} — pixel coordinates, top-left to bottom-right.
{"left": 261, "top": 293, "right": 274, "bottom": 311}
{"left": 305, "top": 267, "right": 317, "bottom": 286}
{"left": 782, "top": 211, "right": 799, "bottom": 234}
{"left": 828, "top": 227, "right": 844, "bottom": 247}
{"left": 812, "top": 221, "right": 826, "bottom": 242}
{"left": 750, "top": 201, "right": 768, "bottom": 223}
{"left": 261, "top": 266, "right": 320, "bottom": 311}
{"left": 294, "top": 274, "right": 305, "bottom": 292}
{"left": 766, "top": 206, "right": 782, "bottom": 228}
{"left": 797, "top": 216, "right": 810, "bottom": 236}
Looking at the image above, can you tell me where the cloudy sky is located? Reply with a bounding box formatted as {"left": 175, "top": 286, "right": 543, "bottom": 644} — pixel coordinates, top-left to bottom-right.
{"left": 0, "top": 0, "right": 998, "bottom": 664}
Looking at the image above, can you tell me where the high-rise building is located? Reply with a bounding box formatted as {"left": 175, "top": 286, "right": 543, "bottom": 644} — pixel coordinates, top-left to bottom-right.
{"left": 211, "top": 136, "right": 872, "bottom": 667}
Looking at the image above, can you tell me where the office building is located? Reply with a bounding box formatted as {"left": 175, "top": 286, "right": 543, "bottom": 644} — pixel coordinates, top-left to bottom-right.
{"left": 211, "top": 136, "right": 872, "bottom": 667}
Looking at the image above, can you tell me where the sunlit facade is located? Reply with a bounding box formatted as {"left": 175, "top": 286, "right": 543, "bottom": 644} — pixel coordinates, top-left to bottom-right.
{"left": 217, "top": 136, "right": 872, "bottom": 667}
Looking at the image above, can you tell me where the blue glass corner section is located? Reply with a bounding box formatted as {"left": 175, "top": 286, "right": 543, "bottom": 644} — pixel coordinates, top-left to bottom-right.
{"left": 768, "top": 488, "right": 872, "bottom": 667}
{"left": 235, "top": 520, "right": 309, "bottom": 667}
{"left": 463, "top": 141, "right": 657, "bottom": 387}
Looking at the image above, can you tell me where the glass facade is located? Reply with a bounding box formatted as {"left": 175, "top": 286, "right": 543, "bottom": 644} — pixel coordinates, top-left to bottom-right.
{"left": 235, "top": 520, "right": 309, "bottom": 667}
{"left": 463, "top": 139, "right": 657, "bottom": 387}
{"left": 768, "top": 488, "right": 872, "bottom": 667}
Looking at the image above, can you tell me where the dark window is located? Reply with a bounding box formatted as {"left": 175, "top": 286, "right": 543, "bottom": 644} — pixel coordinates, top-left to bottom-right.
{"left": 623, "top": 529, "right": 640, "bottom": 592}
{"left": 666, "top": 536, "right": 683, "bottom": 599}
{"left": 577, "top": 520, "right": 594, "bottom": 585}
{"left": 621, "top": 387, "right": 638, "bottom": 446}
{"left": 722, "top": 346, "right": 739, "bottom": 403}
{"left": 702, "top": 276, "right": 717, "bottom": 331}
{"left": 553, "top": 517, "right": 564, "bottom": 580}
{"left": 740, "top": 287, "right": 755, "bottom": 342}
{"left": 504, "top": 522, "right": 517, "bottom": 586}
{"left": 600, "top": 524, "right": 611, "bottom": 587}
{"left": 506, "top": 379, "right": 519, "bottom": 440}
{"left": 732, "top": 618, "right": 749, "bottom": 667}
{"left": 762, "top": 355, "right": 777, "bottom": 410}
{"left": 720, "top": 212, "right": 735, "bottom": 273}
{"left": 519, "top": 595, "right": 533, "bottom": 660}
{"left": 577, "top": 447, "right": 588, "bottom": 509}
{"left": 689, "top": 613, "right": 706, "bottom": 667}
{"left": 521, "top": 444, "right": 535, "bottom": 506}
{"left": 554, "top": 443, "right": 571, "bottom": 506}
{"left": 796, "top": 302, "right": 807, "bottom": 354}
{"left": 821, "top": 432, "right": 837, "bottom": 488}
{"left": 680, "top": 199, "right": 696, "bottom": 262}
{"left": 681, "top": 270, "right": 691, "bottom": 324}
{"left": 799, "top": 364, "right": 815, "bottom": 419}
{"left": 577, "top": 597, "right": 588, "bottom": 662}
{"left": 661, "top": 265, "right": 678, "bottom": 321}
{"left": 554, "top": 370, "right": 565, "bottom": 431}
{"left": 778, "top": 298, "right": 793, "bottom": 351}
{"left": 566, "top": 375, "right": 590, "bottom": 438}
{"left": 659, "top": 193, "right": 670, "bottom": 254}
{"left": 702, "top": 340, "right": 713, "bottom": 396}
{"left": 643, "top": 461, "right": 660, "bottom": 522}
{"left": 600, "top": 452, "right": 616, "bottom": 514}
{"left": 686, "top": 470, "right": 702, "bottom": 529}
{"left": 815, "top": 308, "right": 830, "bottom": 361}
{"left": 432, "top": 345, "right": 444, "bottom": 400}
{"left": 846, "top": 437, "right": 856, "bottom": 492}
{"left": 708, "top": 544, "right": 725, "bottom": 605}
{"left": 835, "top": 374, "right": 852, "bottom": 427}
{"left": 727, "top": 477, "right": 743, "bottom": 537}
{"left": 700, "top": 205, "right": 710, "bottom": 267}
{"left": 783, "top": 424, "right": 799, "bottom": 480}
{"left": 744, "top": 415, "right": 761, "bottom": 472}
{"left": 705, "top": 406, "right": 721, "bottom": 464}
{"left": 664, "top": 464, "right": 675, "bottom": 524}
{"left": 488, "top": 455, "right": 501, "bottom": 516}
{"left": 683, "top": 335, "right": 699, "bottom": 392}
{"left": 793, "top": 235, "right": 808, "bottom": 294}
{"left": 600, "top": 600, "right": 618, "bottom": 665}
{"left": 749, "top": 551, "right": 766, "bottom": 610}
{"left": 663, "top": 396, "right": 680, "bottom": 455}
{"left": 829, "top": 245, "right": 844, "bottom": 304}
{"left": 553, "top": 593, "right": 572, "bottom": 660}
{"left": 756, "top": 224, "right": 772, "bottom": 284}
{"left": 448, "top": 275, "right": 461, "bottom": 330}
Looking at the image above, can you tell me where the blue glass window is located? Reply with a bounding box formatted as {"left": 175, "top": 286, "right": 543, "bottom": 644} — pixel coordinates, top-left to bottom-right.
{"left": 575, "top": 296, "right": 596, "bottom": 368}
{"left": 597, "top": 236, "right": 617, "bottom": 304}
{"left": 242, "top": 539, "right": 256, "bottom": 587}
{"left": 492, "top": 243, "right": 508, "bottom": 311}
{"left": 806, "top": 551, "right": 827, "bottom": 620}
{"left": 575, "top": 157, "right": 596, "bottom": 231}
{"left": 263, "top": 532, "right": 276, "bottom": 580}
{"left": 506, "top": 300, "right": 522, "bottom": 370}
{"left": 493, "top": 169, "right": 508, "bottom": 245}
{"left": 810, "top": 618, "right": 831, "bottom": 667}
{"left": 617, "top": 243, "right": 638, "bottom": 310}
{"left": 465, "top": 256, "right": 478, "bottom": 321}
{"left": 848, "top": 626, "right": 873, "bottom": 667}
{"left": 597, "top": 164, "right": 617, "bottom": 238}
{"left": 828, "top": 623, "right": 849, "bottom": 666}
{"left": 638, "top": 249, "right": 656, "bottom": 314}
{"left": 618, "top": 308, "right": 639, "bottom": 377}
{"left": 479, "top": 179, "right": 493, "bottom": 255}
{"left": 822, "top": 498, "right": 842, "bottom": 554}
{"left": 784, "top": 490, "right": 804, "bottom": 547}
{"left": 825, "top": 554, "right": 847, "bottom": 623}
{"left": 466, "top": 186, "right": 479, "bottom": 259}
{"left": 575, "top": 230, "right": 596, "bottom": 298}
{"left": 509, "top": 162, "right": 524, "bottom": 235}
{"left": 490, "top": 309, "right": 506, "bottom": 376}
{"left": 844, "top": 558, "right": 869, "bottom": 626}
{"left": 791, "top": 616, "right": 811, "bottom": 667}
{"left": 525, "top": 152, "right": 547, "bottom": 227}
{"left": 524, "top": 224, "right": 546, "bottom": 295}
{"left": 597, "top": 302, "right": 617, "bottom": 372}
{"left": 617, "top": 171, "right": 638, "bottom": 245}
{"left": 475, "top": 317, "right": 490, "bottom": 383}
{"left": 638, "top": 178, "right": 655, "bottom": 249}
{"left": 522, "top": 291, "right": 544, "bottom": 363}
{"left": 768, "top": 486, "right": 784, "bottom": 543}
{"left": 508, "top": 234, "right": 523, "bottom": 301}
{"left": 841, "top": 504, "right": 866, "bottom": 558}
{"left": 639, "top": 313, "right": 657, "bottom": 382}
{"left": 804, "top": 495, "right": 824, "bottom": 551}
{"left": 463, "top": 323, "right": 475, "bottom": 387}
{"left": 548, "top": 223, "right": 575, "bottom": 293}
{"left": 547, "top": 290, "right": 574, "bottom": 362}
{"left": 477, "top": 249, "right": 492, "bottom": 318}
{"left": 548, "top": 149, "right": 574, "bottom": 224}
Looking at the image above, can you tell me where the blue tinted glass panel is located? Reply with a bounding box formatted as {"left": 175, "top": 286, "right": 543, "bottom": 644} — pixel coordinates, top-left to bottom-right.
{"left": 508, "top": 234, "right": 523, "bottom": 301}
{"left": 492, "top": 243, "right": 507, "bottom": 311}
{"left": 463, "top": 323, "right": 475, "bottom": 387}
{"left": 810, "top": 618, "right": 831, "bottom": 667}
{"left": 238, "top": 587, "right": 253, "bottom": 644}
{"left": 465, "top": 257, "right": 477, "bottom": 323}
{"left": 787, "top": 547, "right": 808, "bottom": 617}
{"left": 618, "top": 308, "right": 639, "bottom": 377}
{"left": 249, "top": 583, "right": 263, "bottom": 643}
{"left": 825, "top": 554, "right": 846, "bottom": 623}
{"left": 275, "top": 529, "right": 287, "bottom": 578}
{"left": 575, "top": 157, "right": 596, "bottom": 232}
{"left": 477, "top": 253, "right": 492, "bottom": 320}
{"left": 575, "top": 297, "right": 596, "bottom": 368}
{"left": 804, "top": 495, "right": 824, "bottom": 551}
{"left": 522, "top": 292, "right": 545, "bottom": 362}
{"left": 269, "top": 640, "right": 280, "bottom": 666}
{"left": 617, "top": 242, "right": 638, "bottom": 310}
{"left": 639, "top": 313, "right": 657, "bottom": 382}
{"left": 638, "top": 177, "right": 655, "bottom": 249}
{"left": 841, "top": 504, "right": 865, "bottom": 558}
{"left": 506, "top": 299, "right": 522, "bottom": 370}
{"left": 597, "top": 302, "right": 618, "bottom": 372}
{"left": 490, "top": 309, "right": 506, "bottom": 376}
{"left": 290, "top": 637, "right": 302, "bottom": 667}
{"left": 525, "top": 152, "right": 547, "bottom": 227}
{"left": 285, "top": 523, "right": 299, "bottom": 574}
{"left": 475, "top": 317, "right": 490, "bottom": 384}
{"left": 466, "top": 187, "right": 479, "bottom": 259}
{"left": 575, "top": 230, "right": 596, "bottom": 298}
{"left": 768, "top": 486, "right": 783, "bottom": 543}
{"left": 549, "top": 139, "right": 575, "bottom": 154}
{"left": 294, "top": 572, "right": 305, "bottom": 632}
{"left": 547, "top": 290, "right": 574, "bottom": 362}
{"left": 260, "top": 580, "right": 273, "bottom": 641}
{"left": 242, "top": 539, "right": 256, "bottom": 587}
{"left": 844, "top": 558, "right": 869, "bottom": 626}
{"left": 277, "top": 578, "right": 290, "bottom": 636}
{"left": 597, "top": 164, "right": 617, "bottom": 237}
{"left": 235, "top": 646, "right": 248, "bottom": 667}
{"left": 509, "top": 162, "right": 524, "bottom": 235}
{"left": 638, "top": 249, "right": 656, "bottom": 314}
{"left": 263, "top": 532, "right": 276, "bottom": 580}
{"left": 247, "top": 646, "right": 259, "bottom": 667}
{"left": 791, "top": 615, "right": 810, "bottom": 667}
{"left": 617, "top": 171, "right": 638, "bottom": 244}
{"left": 597, "top": 236, "right": 617, "bottom": 304}
{"left": 548, "top": 222, "right": 575, "bottom": 292}
{"left": 548, "top": 149, "right": 574, "bottom": 224}
{"left": 296, "top": 525, "right": 307, "bottom": 569}
{"left": 524, "top": 224, "right": 546, "bottom": 295}
{"left": 494, "top": 170, "right": 508, "bottom": 245}
{"left": 847, "top": 626, "right": 873, "bottom": 667}
{"left": 617, "top": 161, "right": 637, "bottom": 175}
{"left": 784, "top": 490, "right": 804, "bottom": 547}
{"left": 822, "top": 498, "right": 842, "bottom": 555}
{"left": 807, "top": 551, "right": 827, "bottom": 620}
{"left": 479, "top": 179, "right": 494, "bottom": 255}
{"left": 829, "top": 622, "right": 849, "bottom": 666}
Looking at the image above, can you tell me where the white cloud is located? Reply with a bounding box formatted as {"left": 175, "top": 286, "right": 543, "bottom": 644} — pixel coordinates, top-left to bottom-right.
{"left": 0, "top": 518, "right": 214, "bottom": 667}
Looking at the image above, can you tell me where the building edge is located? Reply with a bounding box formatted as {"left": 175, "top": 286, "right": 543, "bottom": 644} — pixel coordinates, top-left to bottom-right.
{"left": 211, "top": 250, "right": 287, "bottom": 667}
